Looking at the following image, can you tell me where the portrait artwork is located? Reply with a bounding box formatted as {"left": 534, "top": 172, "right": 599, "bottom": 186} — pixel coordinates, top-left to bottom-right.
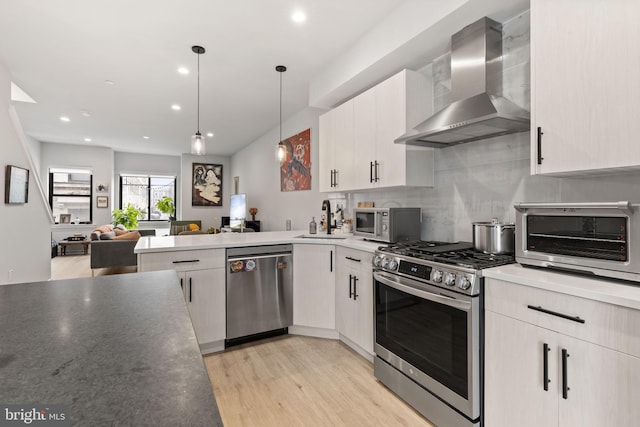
{"left": 279, "top": 128, "right": 311, "bottom": 192}
{"left": 192, "top": 163, "right": 223, "bottom": 206}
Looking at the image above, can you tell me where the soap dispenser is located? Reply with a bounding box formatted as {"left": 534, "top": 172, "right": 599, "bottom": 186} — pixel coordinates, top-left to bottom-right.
{"left": 309, "top": 217, "right": 317, "bottom": 234}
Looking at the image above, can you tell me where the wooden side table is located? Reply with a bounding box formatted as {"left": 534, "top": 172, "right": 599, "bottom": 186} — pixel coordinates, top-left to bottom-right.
{"left": 59, "top": 239, "right": 91, "bottom": 256}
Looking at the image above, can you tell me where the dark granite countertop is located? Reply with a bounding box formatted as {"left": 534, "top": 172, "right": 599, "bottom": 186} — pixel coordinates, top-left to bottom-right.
{"left": 0, "top": 270, "right": 223, "bottom": 426}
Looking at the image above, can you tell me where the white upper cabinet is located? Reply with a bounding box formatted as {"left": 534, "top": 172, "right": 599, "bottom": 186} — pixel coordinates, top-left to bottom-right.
{"left": 531, "top": 0, "right": 640, "bottom": 175}
{"left": 320, "top": 69, "right": 435, "bottom": 192}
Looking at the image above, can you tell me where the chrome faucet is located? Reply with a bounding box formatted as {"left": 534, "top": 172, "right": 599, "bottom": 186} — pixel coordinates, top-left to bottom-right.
{"left": 321, "top": 199, "right": 332, "bottom": 235}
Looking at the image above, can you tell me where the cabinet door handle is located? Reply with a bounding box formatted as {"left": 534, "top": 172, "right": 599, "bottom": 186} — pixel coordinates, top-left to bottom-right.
{"left": 345, "top": 256, "right": 361, "bottom": 263}
{"left": 349, "top": 274, "right": 354, "bottom": 299}
{"left": 543, "top": 343, "right": 550, "bottom": 391}
{"left": 172, "top": 259, "right": 200, "bottom": 264}
{"left": 180, "top": 278, "right": 183, "bottom": 290}
{"left": 189, "top": 277, "right": 192, "bottom": 303}
{"left": 334, "top": 169, "right": 338, "bottom": 187}
{"left": 353, "top": 276, "right": 358, "bottom": 301}
{"left": 370, "top": 161, "right": 374, "bottom": 183}
{"left": 374, "top": 161, "right": 379, "bottom": 182}
{"left": 527, "top": 305, "right": 585, "bottom": 324}
{"left": 537, "top": 127, "right": 544, "bottom": 165}
{"left": 330, "top": 250, "right": 333, "bottom": 272}
{"left": 562, "top": 348, "right": 570, "bottom": 399}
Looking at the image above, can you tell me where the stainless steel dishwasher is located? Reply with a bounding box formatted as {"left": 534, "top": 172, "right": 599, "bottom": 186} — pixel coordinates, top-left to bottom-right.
{"left": 226, "top": 244, "right": 293, "bottom": 345}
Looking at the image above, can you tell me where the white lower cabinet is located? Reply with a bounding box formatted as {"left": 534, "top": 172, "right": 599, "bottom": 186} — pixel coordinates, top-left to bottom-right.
{"left": 485, "top": 278, "right": 640, "bottom": 427}
{"left": 138, "top": 249, "right": 225, "bottom": 354}
{"left": 293, "top": 244, "right": 336, "bottom": 332}
{"left": 335, "top": 247, "right": 373, "bottom": 358}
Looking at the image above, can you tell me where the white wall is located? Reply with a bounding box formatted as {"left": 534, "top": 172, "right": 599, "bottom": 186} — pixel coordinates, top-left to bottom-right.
{"left": 180, "top": 153, "right": 231, "bottom": 232}
{"left": 231, "top": 106, "right": 327, "bottom": 232}
{"left": 41, "top": 142, "right": 115, "bottom": 242}
{"left": 0, "top": 63, "right": 52, "bottom": 284}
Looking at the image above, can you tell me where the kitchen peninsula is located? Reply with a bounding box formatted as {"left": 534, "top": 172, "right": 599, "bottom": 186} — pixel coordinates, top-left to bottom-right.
{"left": 0, "top": 270, "right": 222, "bottom": 426}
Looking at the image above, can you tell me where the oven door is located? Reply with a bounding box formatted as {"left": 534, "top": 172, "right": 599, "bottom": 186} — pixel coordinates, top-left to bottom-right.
{"left": 374, "top": 270, "right": 480, "bottom": 420}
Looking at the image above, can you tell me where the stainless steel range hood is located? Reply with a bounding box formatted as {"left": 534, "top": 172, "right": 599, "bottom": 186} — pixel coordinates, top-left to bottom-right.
{"left": 395, "top": 17, "right": 530, "bottom": 148}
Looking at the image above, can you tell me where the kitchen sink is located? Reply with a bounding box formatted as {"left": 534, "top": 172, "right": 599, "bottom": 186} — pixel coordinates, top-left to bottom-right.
{"left": 295, "top": 233, "right": 352, "bottom": 239}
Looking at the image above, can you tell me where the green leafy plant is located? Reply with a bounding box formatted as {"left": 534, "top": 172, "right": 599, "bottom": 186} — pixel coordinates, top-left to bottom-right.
{"left": 112, "top": 203, "right": 146, "bottom": 230}
{"left": 156, "top": 196, "right": 175, "bottom": 219}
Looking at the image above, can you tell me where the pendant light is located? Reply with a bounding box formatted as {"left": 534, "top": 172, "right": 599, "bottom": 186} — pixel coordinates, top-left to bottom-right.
{"left": 276, "top": 65, "right": 287, "bottom": 162}
{"left": 191, "top": 45, "right": 206, "bottom": 155}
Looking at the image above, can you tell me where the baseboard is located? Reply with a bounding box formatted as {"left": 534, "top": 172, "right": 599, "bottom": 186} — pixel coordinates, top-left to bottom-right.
{"left": 200, "top": 339, "right": 225, "bottom": 355}
{"left": 339, "top": 334, "right": 374, "bottom": 362}
{"left": 289, "top": 325, "right": 339, "bottom": 340}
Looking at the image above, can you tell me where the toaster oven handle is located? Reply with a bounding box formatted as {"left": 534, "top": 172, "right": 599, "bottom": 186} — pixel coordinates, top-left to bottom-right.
{"left": 515, "top": 201, "right": 632, "bottom": 213}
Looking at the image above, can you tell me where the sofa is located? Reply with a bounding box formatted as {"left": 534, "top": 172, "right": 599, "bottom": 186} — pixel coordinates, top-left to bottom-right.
{"left": 90, "top": 226, "right": 156, "bottom": 276}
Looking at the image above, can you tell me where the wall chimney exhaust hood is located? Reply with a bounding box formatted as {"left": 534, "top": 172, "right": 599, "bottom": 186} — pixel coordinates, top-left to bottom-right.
{"left": 395, "top": 17, "right": 529, "bottom": 148}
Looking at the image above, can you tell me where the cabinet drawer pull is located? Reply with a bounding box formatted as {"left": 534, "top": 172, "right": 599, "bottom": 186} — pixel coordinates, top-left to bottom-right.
{"left": 562, "top": 348, "right": 570, "bottom": 399}
{"left": 527, "top": 305, "right": 585, "bottom": 324}
{"left": 345, "top": 256, "right": 361, "bottom": 263}
{"left": 172, "top": 259, "right": 200, "bottom": 264}
{"left": 543, "top": 343, "right": 550, "bottom": 391}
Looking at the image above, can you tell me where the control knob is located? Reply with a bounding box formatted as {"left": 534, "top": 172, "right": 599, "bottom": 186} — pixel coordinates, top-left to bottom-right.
{"left": 458, "top": 276, "right": 472, "bottom": 290}
{"left": 387, "top": 259, "right": 398, "bottom": 271}
{"left": 381, "top": 257, "right": 390, "bottom": 269}
{"left": 444, "top": 272, "right": 456, "bottom": 287}
{"left": 373, "top": 255, "right": 383, "bottom": 267}
{"left": 432, "top": 270, "right": 443, "bottom": 283}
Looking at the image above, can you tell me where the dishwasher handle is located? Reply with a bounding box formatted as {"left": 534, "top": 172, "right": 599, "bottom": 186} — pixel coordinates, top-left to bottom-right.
{"left": 227, "top": 253, "right": 292, "bottom": 262}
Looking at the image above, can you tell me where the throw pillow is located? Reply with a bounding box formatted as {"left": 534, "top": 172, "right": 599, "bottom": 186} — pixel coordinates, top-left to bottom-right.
{"left": 114, "top": 224, "right": 127, "bottom": 231}
{"left": 114, "top": 228, "right": 128, "bottom": 236}
{"left": 170, "top": 225, "right": 189, "bottom": 235}
{"left": 112, "top": 231, "right": 141, "bottom": 241}
{"left": 94, "top": 224, "right": 114, "bottom": 233}
{"left": 90, "top": 231, "right": 101, "bottom": 241}
{"left": 99, "top": 231, "right": 116, "bottom": 240}
{"left": 189, "top": 223, "right": 200, "bottom": 231}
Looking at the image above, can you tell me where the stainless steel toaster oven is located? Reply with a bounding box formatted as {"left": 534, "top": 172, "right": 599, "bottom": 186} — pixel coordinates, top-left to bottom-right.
{"left": 515, "top": 201, "right": 640, "bottom": 282}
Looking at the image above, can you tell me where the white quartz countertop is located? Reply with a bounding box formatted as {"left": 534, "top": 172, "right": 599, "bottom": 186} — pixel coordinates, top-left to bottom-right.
{"left": 484, "top": 264, "right": 640, "bottom": 310}
{"left": 134, "top": 230, "right": 383, "bottom": 254}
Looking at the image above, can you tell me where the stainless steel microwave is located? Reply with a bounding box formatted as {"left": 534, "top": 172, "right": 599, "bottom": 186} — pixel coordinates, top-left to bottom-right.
{"left": 515, "top": 201, "right": 640, "bottom": 282}
{"left": 353, "top": 207, "right": 421, "bottom": 243}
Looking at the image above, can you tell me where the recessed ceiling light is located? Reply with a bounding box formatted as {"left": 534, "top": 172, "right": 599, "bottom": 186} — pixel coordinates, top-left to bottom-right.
{"left": 104, "top": 80, "right": 115, "bottom": 85}
{"left": 206, "top": 132, "right": 214, "bottom": 138}
{"left": 178, "top": 67, "right": 189, "bottom": 75}
{"left": 60, "top": 116, "right": 70, "bottom": 122}
{"left": 143, "top": 136, "right": 150, "bottom": 140}
{"left": 84, "top": 138, "right": 92, "bottom": 142}
{"left": 80, "top": 110, "right": 91, "bottom": 117}
{"left": 292, "top": 10, "right": 306, "bottom": 23}
{"left": 171, "top": 104, "right": 181, "bottom": 111}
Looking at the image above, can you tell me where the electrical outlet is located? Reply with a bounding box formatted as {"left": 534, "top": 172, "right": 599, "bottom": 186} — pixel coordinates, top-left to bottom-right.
{"left": 8, "top": 269, "right": 14, "bottom": 282}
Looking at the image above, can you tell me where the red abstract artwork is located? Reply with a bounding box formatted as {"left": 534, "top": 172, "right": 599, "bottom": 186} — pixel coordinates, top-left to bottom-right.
{"left": 279, "top": 128, "right": 311, "bottom": 192}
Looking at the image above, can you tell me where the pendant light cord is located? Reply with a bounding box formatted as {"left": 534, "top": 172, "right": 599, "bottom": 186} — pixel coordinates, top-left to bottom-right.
{"left": 279, "top": 70, "right": 282, "bottom": 144}
{"left": 197, "top": 52, "right": 200, "bottom": 133}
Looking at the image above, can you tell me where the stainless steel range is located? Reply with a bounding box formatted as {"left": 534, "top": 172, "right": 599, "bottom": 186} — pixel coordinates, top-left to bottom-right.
{"left": 373, "top": 241, "right": 514, "bottom": 427}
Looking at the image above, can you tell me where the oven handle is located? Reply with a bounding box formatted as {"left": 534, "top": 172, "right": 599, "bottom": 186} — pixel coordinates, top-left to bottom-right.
{"left": 374, "top": 271, "right": 472, "bottom": 311}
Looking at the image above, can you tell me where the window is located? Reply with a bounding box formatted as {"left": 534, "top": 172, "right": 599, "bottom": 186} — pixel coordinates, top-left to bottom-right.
{"left": 120, "top": 175, "right": 176, "bottom": 220}
{"left": 49, "top": 168, "right": 93, "bottom": 224}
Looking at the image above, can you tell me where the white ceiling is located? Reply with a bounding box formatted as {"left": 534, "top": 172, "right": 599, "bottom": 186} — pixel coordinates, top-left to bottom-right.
{"left": 0, "top": 0, "right": 407, "bottom": 156}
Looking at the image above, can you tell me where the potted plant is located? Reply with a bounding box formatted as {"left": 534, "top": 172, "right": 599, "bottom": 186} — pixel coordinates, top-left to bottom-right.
{"left": 156, "top": 196, "right": 175, "bottom": 220}
{"left": 112, "top": 204, "right": 146, "bottom": 230}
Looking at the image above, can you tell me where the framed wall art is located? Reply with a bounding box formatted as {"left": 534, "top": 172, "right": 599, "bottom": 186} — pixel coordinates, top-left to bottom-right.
{"left": 96, "top": 195, "right": 109, "bottom": 208}
{"left": 279, "top": 128, "right": 311, "bottom": 192}
{"left": 5, "top": 165, "right": 29, "bottom": 204}
{"left": 192, "top": 163, "right": 223, "bottom": 206}
{"left": 59, "top": 214, "right": 71, "bottom": 224}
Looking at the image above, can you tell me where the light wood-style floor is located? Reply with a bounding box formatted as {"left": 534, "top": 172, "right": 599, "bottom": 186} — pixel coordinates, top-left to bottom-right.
{"left": 52, "top": 256, "right": 434, "bottom": 426}
{"left": 204, "top": 335, "right": 435, "bottom": 427}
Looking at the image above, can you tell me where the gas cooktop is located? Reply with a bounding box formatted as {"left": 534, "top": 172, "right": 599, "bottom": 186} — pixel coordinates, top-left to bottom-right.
{"left": 378, "top": 240, "right": 515, "bottom": 270}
